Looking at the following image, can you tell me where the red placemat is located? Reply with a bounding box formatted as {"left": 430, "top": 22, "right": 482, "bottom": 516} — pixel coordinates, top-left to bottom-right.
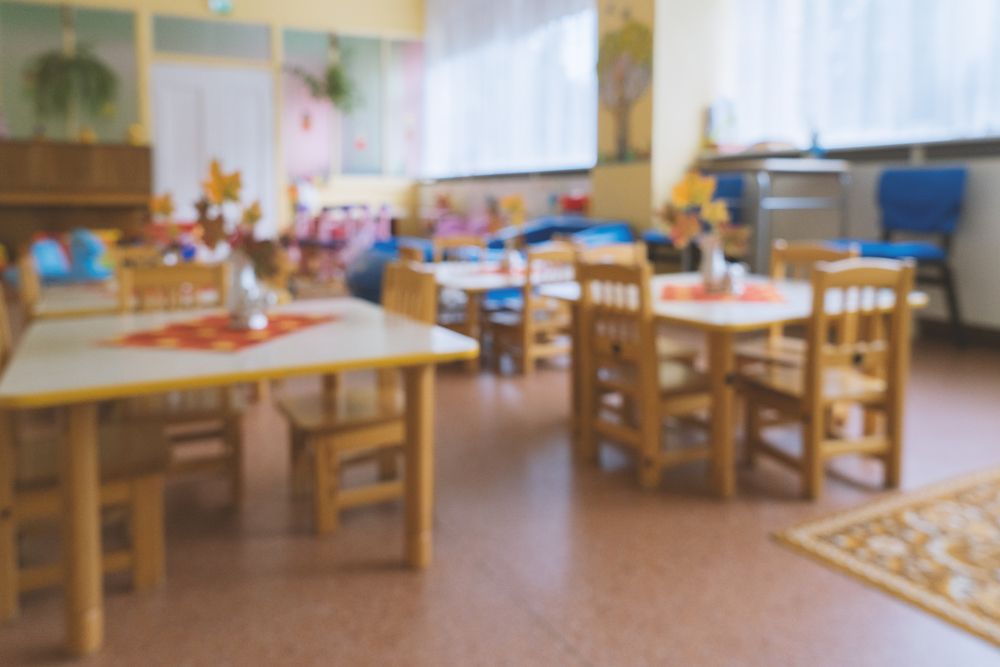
{"left": 660, "top": 283, "right": 785, "bottom": 303}
{"left": 103, "top": 313, "right": 336, "bottom": 353}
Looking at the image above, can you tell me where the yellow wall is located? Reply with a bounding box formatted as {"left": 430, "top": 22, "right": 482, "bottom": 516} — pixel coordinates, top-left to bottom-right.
{"left": 590, "top": 162, "right": 652, "bottom": 228}
{"left": 650, "top": 0, "right": 727, "bottom": 207}
{"left": 16, "top": 0, "right": 424, "bottom": 37}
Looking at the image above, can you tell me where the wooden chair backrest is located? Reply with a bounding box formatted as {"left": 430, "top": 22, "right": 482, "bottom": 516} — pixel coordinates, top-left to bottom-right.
{"left": 769, "top": 240, "right": 859, "bottom": 341}
{"left": 575, "top": 242, "right": 648, "bottom": 267}
{"left": 398, "top": 246, "right": 425, "bottom": 264}
{"left": 16, "top": 253, "right": 41, "bottom": 319}
{"left": 432, "top": 235, "right": 486, "bottom": 262}
{"left": 381, "top": 262, "right": 437, "bottom": 324}
{"left": 111, "top": 244, "right": 162, "bottom": 268}
{"left": 0, "top": 290, "right": 13, "bottom": 369}
{"left": 521, "top": 242, "right": 575, "bottom": 340}
{"left": 803, "top": 258, "right": 915, "bottom": 411}
{"left": 771, "top": 240, "right": 859, "bottom": 281}
{"left": 577, "top": 260, "right": 658, "bottom": 445}
{"left": 117, "top": 262, "right": 230, "bottom": 312}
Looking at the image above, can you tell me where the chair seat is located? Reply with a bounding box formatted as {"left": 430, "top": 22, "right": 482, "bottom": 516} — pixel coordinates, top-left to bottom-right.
{"left": 831, "top": 239, "right": 946, "bottom": 262}
{"left": 437, "top": 310, "right": 468, "bottom": 328}
{"left": 598, "top": 360, "right": 708, "bottom": 397}
{"left": 735, "top": 336, "right": 806, "bottom": 368}
{"left": 16, "top": 422, "right": 169, "bottom": 489}
{"left": 276, "top": 387, "right": 402, "bottom": 434}
{"left": 656, "top": 338, "right": 698, "bottom": 362}
{"left": 740, "top": 365, "right": 886, "bottom": 404}
{"left": 120, "top": 387, "right": 244, "bottom": 422}
{"left": 486, "top": 308, "right": 569, "bottom": 330}
{"left": 481, "top": 287, "right": 524, "bottom": 312}
{"left": 658, "top": 361, "right": 710, "bottom": 396}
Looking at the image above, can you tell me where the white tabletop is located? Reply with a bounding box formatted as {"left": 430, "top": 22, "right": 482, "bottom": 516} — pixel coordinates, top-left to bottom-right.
{"left": 0, "top": 298, "right": 479, "bottom": 408}
{"left": 429, "top": 261, "right": 574, "bottom": 293}
{"left": 538, "top": 272, "right": 928, "bottom": 333}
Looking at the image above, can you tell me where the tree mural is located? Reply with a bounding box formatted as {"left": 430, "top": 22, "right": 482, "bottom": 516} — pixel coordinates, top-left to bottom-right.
{"left": 598, "top": 15, "right": 653, "bottom": 162}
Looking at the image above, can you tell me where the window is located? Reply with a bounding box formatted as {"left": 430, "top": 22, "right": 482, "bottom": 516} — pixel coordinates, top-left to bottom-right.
{"left": 154, "top": 15, "right": 270, "bottom": 61}
{"left": 282, "top": 30, "right": 423, "bottom": 179}
{"left": 423, "top": 0, "right": 598, "bottom": 178}
{"left": 722, "top": 0, "right": 1000, "bottom": 149}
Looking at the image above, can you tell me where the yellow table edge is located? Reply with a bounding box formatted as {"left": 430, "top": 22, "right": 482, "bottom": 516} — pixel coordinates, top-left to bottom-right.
{"left": 0, "top": 348, "right": 479, "bottom": 409}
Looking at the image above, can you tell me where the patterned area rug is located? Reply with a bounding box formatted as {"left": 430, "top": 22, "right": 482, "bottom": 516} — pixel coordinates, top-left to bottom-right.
{"left": 776, "top": 468, "right": 1000, "bottom": 648}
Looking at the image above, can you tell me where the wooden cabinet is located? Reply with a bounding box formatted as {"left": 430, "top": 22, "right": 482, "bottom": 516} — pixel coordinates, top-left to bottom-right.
{"left": 0, "top": 140, "right": 151, "bottom": 252}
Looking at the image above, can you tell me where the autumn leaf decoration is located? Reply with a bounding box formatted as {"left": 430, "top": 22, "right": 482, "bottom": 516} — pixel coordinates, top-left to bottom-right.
{"left": 202, "top": 159, "right": 242, "bottom": 206}
{"left": 242, "top": 201, "right": 262, "bottom": 226}
{"left": 656, "top": 172, "right": 748, "bottom": 258}
{"left": 150, "top": 192, "right": 175, "bottom": 220}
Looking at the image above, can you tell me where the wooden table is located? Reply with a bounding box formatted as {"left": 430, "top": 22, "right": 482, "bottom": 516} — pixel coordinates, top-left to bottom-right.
{"left": 0, "top": 298, "right": 478, "bottom": 656}
{"left": 539, "top": 272, "right": 928, "bottom": 498}
{"left": 429, "top": 261, "right": 573, "bottom": 372}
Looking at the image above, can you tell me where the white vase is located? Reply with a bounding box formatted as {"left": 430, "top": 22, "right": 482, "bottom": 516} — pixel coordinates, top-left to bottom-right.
{"left": 699, "top": 235, "right": 728, "bottom": 293}
{"left": 227, "top": 250, "right": 272, "bottom": 330}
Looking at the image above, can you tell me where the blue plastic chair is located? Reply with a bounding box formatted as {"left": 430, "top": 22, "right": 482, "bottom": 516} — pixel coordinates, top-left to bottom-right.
{"left": 832, "top": 167, "right": 967, "bottom": 346}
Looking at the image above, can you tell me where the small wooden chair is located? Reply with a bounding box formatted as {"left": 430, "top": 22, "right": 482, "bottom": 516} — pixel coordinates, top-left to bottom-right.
{"left": 10, "top": 421, "right": 169, "bottom": 602}
{"left": 15, "top": 252, "right": 41, "bottom": 321}
{"left": 0, "top": 296, "right": 168, "bottom": 617}
{"left": 576, "top": 261, "right": 712, "bottom": 488}
{"left": 276, "top": 262, "right": 437, "bottom": 534}
{"left": 432, "top": 235, "right": 486, "bottom": 262}
{"left": 117, "top": 262, "right": 230, "bottom": 312}
{"left": 433, "top": 236, "right": 485, "bottom": 356}
{"left": 485, "top": 243, "right": 575, "bottom": 374}
{"left": 737, "top": 258, "right": 916, "bottom": 499}
{"left": 115, "top": 262, "right": 244, "bottom": 506}
{"left": 735, "top": 240, "right": 859, "bottom": 369}
{"left": 398, "top": 245, "right": 426, "bottom": 264}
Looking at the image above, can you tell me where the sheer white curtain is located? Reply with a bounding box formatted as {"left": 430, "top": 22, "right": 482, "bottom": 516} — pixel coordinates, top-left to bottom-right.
{"left": 725, "top": 0, "right": 1000, "bottom": 148}
{"left": 423, "top": 0, "right": 597, "bottom": 177}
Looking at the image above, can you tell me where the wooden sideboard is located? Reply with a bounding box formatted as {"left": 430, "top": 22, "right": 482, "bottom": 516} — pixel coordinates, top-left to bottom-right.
{"left": 0, "top": 140, "right": 151, "bottom": 253}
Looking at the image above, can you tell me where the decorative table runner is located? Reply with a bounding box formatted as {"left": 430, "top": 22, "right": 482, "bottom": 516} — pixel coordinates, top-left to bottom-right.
{"left": 660, "top": 283, "right": 785, "bottom": 303}
{"left": 104, "top": 313, "right": 336, "bottom": 352}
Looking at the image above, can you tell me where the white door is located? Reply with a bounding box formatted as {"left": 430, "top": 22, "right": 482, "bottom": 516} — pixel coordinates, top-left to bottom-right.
{"left": 151, "top": 63, "right": 276, "bottom": 237}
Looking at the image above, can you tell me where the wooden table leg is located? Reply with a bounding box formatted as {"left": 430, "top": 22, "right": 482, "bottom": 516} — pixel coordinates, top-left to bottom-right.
{"left": 568, "top": 302, "right": 582, "bottom": 454}
{"left": 462, "top": 292, "right": 479, "bottom": 374}
{"left": 404, "top": 364, "right": 434, "bottom": 568}
{"left": 0, "top": 411, "right": 17, "bottom": 622}
{"left": 707, "top": 331, "right": 736, "bottom": 499}
{"left": 61, "top": 403, "right": 103, "bottom": 655}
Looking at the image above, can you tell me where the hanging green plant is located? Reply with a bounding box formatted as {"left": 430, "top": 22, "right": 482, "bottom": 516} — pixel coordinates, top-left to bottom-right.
{"left": 287, "top": 61, "right": 356, "bottom": 112}
{"left": 24, "top": 44, "right": 118, "bottom": 127}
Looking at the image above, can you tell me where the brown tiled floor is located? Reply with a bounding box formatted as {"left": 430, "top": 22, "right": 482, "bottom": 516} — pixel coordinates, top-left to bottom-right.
{"left": 2, "top": 339, "right": 1000, "bottom": 665}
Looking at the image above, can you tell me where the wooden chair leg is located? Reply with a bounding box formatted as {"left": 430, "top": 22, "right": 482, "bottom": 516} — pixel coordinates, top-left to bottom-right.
{"left": 289, "top": 425, "right": 310, "bottom": 497}
{"left": 802, "top": 415, "right": 825, "bottom": 500}
{"left": 0, "top": 411, "right": 18, "bottom": 621}
{"left": 637, "top": 396, "right": 661, "bottom": 490}
{"left": 938, "top": 263, "right": 965, "bottom": 348}
{"left": 312, "top": 438, "right": 338, "bottom": 535}
{"left": 885, "top": 405, "right": 903, "bottom": 489}
{"left": 129, "top": 475, "right": 165, "bottom": 592}
{"left": 744, "top": 398, "right": 760, "bottom": 468}
{"left": 519, "top": 349, "right": 533, "bottom": 375}
{"left": 226, "top": 417, "right": 243, "bottom": 509}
